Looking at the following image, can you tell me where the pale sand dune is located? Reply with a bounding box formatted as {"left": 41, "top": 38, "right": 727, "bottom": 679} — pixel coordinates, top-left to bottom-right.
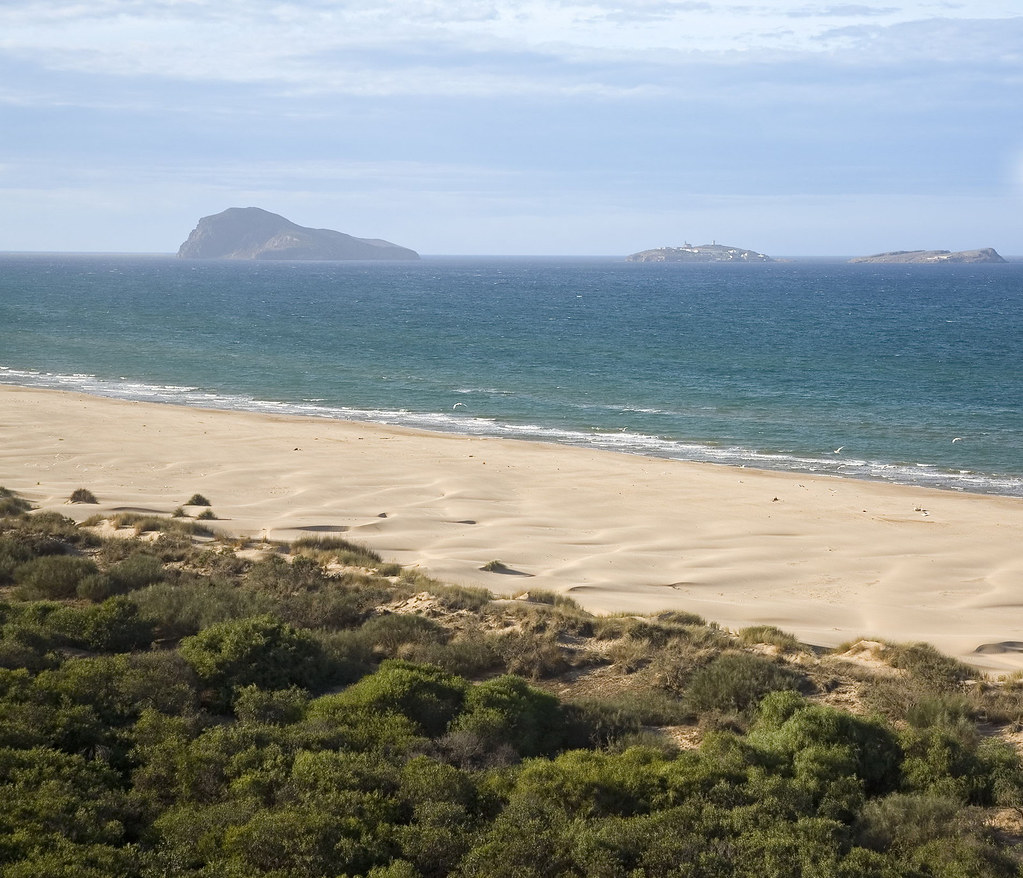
{"left": 3, "top": 385, "right": 1022, "bottom": 671}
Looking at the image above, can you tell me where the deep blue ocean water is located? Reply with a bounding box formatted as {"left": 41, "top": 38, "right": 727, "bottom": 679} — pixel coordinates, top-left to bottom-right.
{"left": 1, "top": 254, "right": 1021, "bottom": 496}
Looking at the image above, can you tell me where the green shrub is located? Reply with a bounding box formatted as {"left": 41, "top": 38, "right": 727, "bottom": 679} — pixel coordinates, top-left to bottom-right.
{"left": 14, "top": 555, "right": 99, "bottom": 600}
{"left": 245, "top": 554, "right": 328, "bottom": 594}
{"left": 450, "top": 674, "right": 566, "bottom": 757}
{"left": 0, "top": 487, "right": 32, "bottom": 516}
{"left": 324, "top": 659, "right": 468, "bottom": 737}
{"left": 130, "top": 578, "right": 274, "bottom": 640}
{"left": 68, "top": 488, "right": 99, "bottom": 504}
{"left": 10, "top": 511, "right": 97, "bottom": 546}
{"left": 0, "top": 535, "right": 36, "bottom": 584}
{"left": 107, "top": 552, "right": 165, "bottom": 594}
{"left": 186, "top": 493, "right": 211, "bottom": 506}
{"left": 234, "top": 684, "right": 308, "bottom": 725}
{"left": 180, "top": 614, "right": 327, "bottom": 710}
{"left": 359, "top": 613, "right": 449, "bottom": 657}
{"left": 81, "top": 596, "right": 157, "bottom": 652}
{"left": 195, "top": 509, "right": 218, "bottom": 521}
{"left": 398, "top": 631, "right": 503, "bottom": 678}
{"left": 683, "top": 652, "right": 807, "bottom": 715}
{"left": 884, "top": 642, "right": 974, "bottom": 691}
{"left": 76, "top": 573, "right": 115, "bottom": 602}
{"left": 496, "top": 630, "right": 570, "bottom": 680}
{"left": 754, "top": 694, "right": 903, "bottom": 795}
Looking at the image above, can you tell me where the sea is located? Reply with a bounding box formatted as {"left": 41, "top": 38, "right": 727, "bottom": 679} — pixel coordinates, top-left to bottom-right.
{"left": 1, "top": 254, "right": 1021, "bottom": 497}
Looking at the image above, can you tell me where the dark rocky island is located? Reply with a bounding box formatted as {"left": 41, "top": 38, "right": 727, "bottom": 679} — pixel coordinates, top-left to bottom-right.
{"left": 626, "top": 243, "right": 773, "bottom": 263}
{"left": 178, "top": 207, "right": 419, "bottom": 260}
{"left": 849, "top": 248, "right": 1005, "bottom": 264}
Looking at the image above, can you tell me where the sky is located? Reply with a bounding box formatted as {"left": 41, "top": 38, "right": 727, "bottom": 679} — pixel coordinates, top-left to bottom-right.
{"left": 1, "top": 1, "right": 1021, "bottom": 256}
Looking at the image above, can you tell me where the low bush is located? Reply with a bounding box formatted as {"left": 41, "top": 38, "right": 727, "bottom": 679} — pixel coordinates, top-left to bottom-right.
{"left": 186, "top": 493, "right": 211, "bottom": 506}
{"left": 68, "top": 488, "right": 99, "bottom": 504}
{"left": 13, "top": 555, "right": 100, "bottom": 600}
{"left": 428, "top": 584, "right": 492, "bottom": 612}
{"left": 496, "top": 630, "right": 570, "bottom": 680}
{"left": 180, "top": 614, "right": 327, "bottom": 710}
{"left": 884, "top": 641, "right": 974, "bottom": 691}
{"left": 9, "top": 511, "right": 98, "bottom": 547}
{"left": 683, "top": 652, "right": 807, "bottom": 715}
{"left": 738, "top": 624, "right": 804, "bottom": 652}
{"left": 0, "top": 487, "right": 32, "bottom": 516}
{"left": 292, "top": 534, "right": 383, "bottom": 567}
{"left": 359, "top": 613, "right": 449, "bottom": 657}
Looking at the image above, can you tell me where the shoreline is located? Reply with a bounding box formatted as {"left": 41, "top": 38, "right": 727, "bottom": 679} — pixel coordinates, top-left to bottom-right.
{"left": 3, "top": 384, "right": 1023, "bottom": 671}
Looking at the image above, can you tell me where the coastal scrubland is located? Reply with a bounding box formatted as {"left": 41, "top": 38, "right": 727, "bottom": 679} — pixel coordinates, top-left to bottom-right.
{"left": 2, "top": 487, "right": 1023, "bottom": 877}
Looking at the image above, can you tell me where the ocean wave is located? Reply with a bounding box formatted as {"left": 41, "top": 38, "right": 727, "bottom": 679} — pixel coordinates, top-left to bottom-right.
{"left": 2, "top": 365, "right": 1020, "bottom": 498}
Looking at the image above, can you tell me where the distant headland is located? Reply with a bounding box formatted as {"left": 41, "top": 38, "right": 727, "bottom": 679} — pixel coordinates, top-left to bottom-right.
{"left": 177, "top": 207, "right": 419, "bottom": 261}
{"left": 626, "top": 243, "right": 773, "bottom": 263}
{"left": 848, "top": 248, "right": 1005, "bottom": 265}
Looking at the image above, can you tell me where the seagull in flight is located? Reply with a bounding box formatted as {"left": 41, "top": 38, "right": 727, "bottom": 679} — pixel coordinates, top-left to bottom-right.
{"left": 452, "top": 402, "right": 467, "bottom": 409}
{"left": 833, "top": 446, "right": 845, "bottom": 454}
{"left": 952, "top": 437, "right": 963, "bottom": 443}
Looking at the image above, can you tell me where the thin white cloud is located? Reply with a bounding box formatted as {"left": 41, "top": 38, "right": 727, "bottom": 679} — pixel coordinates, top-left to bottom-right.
{"left": 1, "top": 0, "right": 1020, "bottom": 100}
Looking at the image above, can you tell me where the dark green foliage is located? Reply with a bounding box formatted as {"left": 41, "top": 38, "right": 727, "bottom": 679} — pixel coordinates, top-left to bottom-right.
{"left": 752, "top": 691, "right": 903, "bottom": 797}
{"left": 234, "top": 685, "right": 308, "bottom": 725}
{"left": 565, "top": 691, "right": 690, "bottom": 750}
{"left": 0, "top": 534, "right": 37, "bottom": 584}
{"left": 180, "top": 614, "right": 326, "bottom": 710}
{"left": 450, "top": 674, "right": 565, "bottom": 758}
{"left": 0, "top": 746, "right": 135, "bottom": 864}
{"left": 324, "top": 660, "right": 468, "bottom": 737}
{"left": 186, "top": 493, "right": 212, "bottom": 506}
{"left": 683, "top": 652, "right": 808, "bottom": 715}
{"left": 68, "top": 487, "right": 99, "bottom": 504}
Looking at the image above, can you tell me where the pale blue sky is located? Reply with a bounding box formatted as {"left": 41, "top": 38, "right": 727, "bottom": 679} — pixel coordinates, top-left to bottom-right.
{"left": 2, "top": 1, "right": 1021, "bottom": 255}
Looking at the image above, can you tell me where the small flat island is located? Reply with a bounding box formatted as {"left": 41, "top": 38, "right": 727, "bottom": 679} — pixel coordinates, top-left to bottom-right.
{"left": 626, "top": 243, "right": 773, "bottom": 263}
{"left": 178, "top": 207, "right": 420, "bottom": 261}
{"left": 849, "top": 248, "right": 1005, "bottom": 264}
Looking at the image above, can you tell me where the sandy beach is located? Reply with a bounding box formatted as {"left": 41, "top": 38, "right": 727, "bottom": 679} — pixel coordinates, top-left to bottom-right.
{"left": 2, "top": 384, "right": 1022, "bottom": 671}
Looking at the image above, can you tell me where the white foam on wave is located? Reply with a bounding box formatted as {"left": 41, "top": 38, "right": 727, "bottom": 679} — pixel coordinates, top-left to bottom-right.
{"left": 2, "top": 365, "right": 1021, "bottom": 498}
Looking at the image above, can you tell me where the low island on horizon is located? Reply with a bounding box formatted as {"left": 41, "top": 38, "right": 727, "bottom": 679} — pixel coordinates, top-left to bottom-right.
{"left": 177, "top": 207, "right": 420, "bottom": 261}
{"left": 626, "top": 243, "right": 774, "bottom": 263}
{"left": 848, "top": 247, "right": 1006, "bottom": 264}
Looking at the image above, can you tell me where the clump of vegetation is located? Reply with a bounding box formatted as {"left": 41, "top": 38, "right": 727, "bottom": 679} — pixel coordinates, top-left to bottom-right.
{"left": 0, "top": 487, "right": 32, "bottom": 517}
{"left": 738, "top": 623, "right": 806, "bottom": 652}
{"left": 195, "top": 508, "right": 219, "bottom": 520}
{"left": 680, "top": 651, "right": 809, "bottom": 715}
{"left": 68, "top": 487, "right": 99, "bottom": 504}
{"left": 292, "top": 534, "right": 383, "bottom": 568}
{"left": 185, "top": 492, "right": 211, "bottom": 506}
